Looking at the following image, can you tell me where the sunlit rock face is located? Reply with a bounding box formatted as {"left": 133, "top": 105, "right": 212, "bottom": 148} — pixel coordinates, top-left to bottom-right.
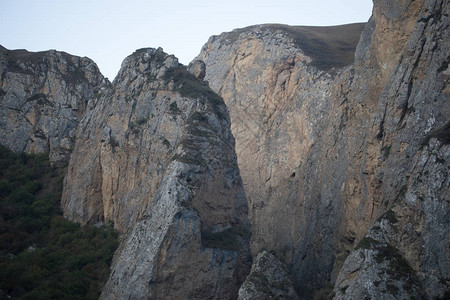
{"left": 62, "top": 48, "right": 251, "bottom": 299}
{"left": 197, "top": 22, "right": 367, "bottom": 295}
{"left": 198, "top": 0, "right": 449, "bottom": 297}
{"left": 332, "top": 0, "right": 450, "bottom": 298}
{"left": 4, "top": 0, "right": 448, "bottom": 298}
{"left": 0, "top": 45, "right": 107, "bottom": 165}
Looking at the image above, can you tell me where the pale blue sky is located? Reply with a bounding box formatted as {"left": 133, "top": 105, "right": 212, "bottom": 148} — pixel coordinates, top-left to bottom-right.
{"left": 0, "top": 0, "right": 373, "bottom": 80}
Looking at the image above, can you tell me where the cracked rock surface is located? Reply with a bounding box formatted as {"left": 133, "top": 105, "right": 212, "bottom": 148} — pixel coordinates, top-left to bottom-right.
{"left": 62, "top": 48, "right": 251, "bottom": 299}
{"left": 198, "top": 0, "right": 449, "bottom": 298}
{"left": 0, "top": 45, "right": 107, "bottom": 164}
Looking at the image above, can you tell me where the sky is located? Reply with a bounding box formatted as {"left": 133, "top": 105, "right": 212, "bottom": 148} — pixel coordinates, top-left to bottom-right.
{"left": 0, "top": 0, "right": 373, "bottom": 80}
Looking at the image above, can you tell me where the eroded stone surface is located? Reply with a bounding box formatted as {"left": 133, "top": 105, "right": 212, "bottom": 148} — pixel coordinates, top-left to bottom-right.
{"left": 62, "top": 48, "right": 251, "bottom": 299}
{"left": 238, "top": 251, "right": 298, "bottom": 300}
{"left": 198, "top": 0, "right": 449, "bottom": 297}
{"left": 197, "top": 23, "right": 366, "bottom": 295}
{"left": 0, "top": 45, "right": 107, "bottom": 164}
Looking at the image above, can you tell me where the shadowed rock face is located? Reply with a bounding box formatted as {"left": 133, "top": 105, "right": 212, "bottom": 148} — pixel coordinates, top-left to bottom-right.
{"left": 62, "top": 47, "right": 251, "bottom": 299}
{"left": 198, "top": 0, "right": 449, "bottom": 298}
{"left": 238, "top": 251, "right": 298, "bottom": 300}
{"left": 0, "top": 46, "right": 107, "bottom": 164}
{"left": 3, "top": 0, "right": 448, "bottom": 298}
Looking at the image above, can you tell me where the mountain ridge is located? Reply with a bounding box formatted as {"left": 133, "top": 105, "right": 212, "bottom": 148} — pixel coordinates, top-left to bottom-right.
{"left": 0, "top": 0, "right": 448, "bottom": 298}
{"left": 207, "top": 22, "right": 366, "bottom": 70}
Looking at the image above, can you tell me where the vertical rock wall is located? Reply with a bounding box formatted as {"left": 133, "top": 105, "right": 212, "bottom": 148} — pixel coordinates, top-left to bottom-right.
{"left": 333, "top": 0, "right": 450, "bottom": 298}
{"left": 62, "top": 48, "right": 251, "bottom": 299}
{"left": 0, "top": 46, "right": 107, "bottom": 164}
{"left": 198, "top": 0, "right": 449, "bottom": 297}
{"left": 197, "top": 23, "right": 366, "bottom": 295}
{"left": 3, "top": 0, "right": 448, "bottom": 298}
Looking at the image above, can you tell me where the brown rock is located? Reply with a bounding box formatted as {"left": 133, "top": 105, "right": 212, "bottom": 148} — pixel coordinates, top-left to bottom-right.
{"left": 197, "top": 0, "right": 449, "bottom": 297}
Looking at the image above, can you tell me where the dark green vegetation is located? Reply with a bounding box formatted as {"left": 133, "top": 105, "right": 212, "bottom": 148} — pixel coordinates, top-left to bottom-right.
{"left": 0, "top": 146, "right": 119, "bottom": 299}
{"left": 0, "top": 46, "right": 46, "bottom": 76}
{"left": 355, "top": 236, "right": 414, "bottom": 277}
{"left": 377, "top": 209, "right": 399, "bottom": 225}
{"left": 169, "top": 101, "right": 181, "bottom": 115}
{"left": 355, "top": 236, "right": 379, "bottom": 250}
{"left": 381, "top": 144, "right": 392, "bottom": 159}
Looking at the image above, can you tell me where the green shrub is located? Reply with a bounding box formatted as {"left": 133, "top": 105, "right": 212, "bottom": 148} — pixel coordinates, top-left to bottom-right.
{"left": 355, "top": 236, "right": 379, "bottom": 250}
{"left": 381, "top": 145, "right": 391, "bottom": 159}
{"left": 136, "top": 116, "right": 148, "bottom": 125}
{"left": 0, "top": 145, "right": 118, "bottom": 299}
{"left": 377, "top": 209, "right": 398, "bottom": 224}
{"left": 162, "top": 138, "right": 171, "bottom": 148}
{"left": 0, "top": 179, "right": 12, "bottom": 196}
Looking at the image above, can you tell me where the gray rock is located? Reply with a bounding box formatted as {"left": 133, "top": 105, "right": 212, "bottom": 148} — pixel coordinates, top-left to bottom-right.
{"left": 197, "top": 0, "right": 449, "bottom": 298}
{"left": 196, "top": 23, "right": 366, "bottom": 296}
{"left": 62, "top": 48, "right": 251, "bottom": 299}
{"left": 0, "top": 46, "right": 107, "bottom": 164}
{"left": 188, "top": 60, "right": 206, "bottom": 80}
{"left": 238, "top": 251, "right": 298, "bottom": 300}
{"left": 3, "top": 0, "right": 448, "bottom": 298}
{"left": 164, "top": 54, "right": 179, "bottom": 68}
{"left": 333, "top": 137, "right": 450, "bottom": 299}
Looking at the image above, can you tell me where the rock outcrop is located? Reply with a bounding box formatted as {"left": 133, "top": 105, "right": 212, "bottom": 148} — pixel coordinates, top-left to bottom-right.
{"left": 198, "top": 0, "right": 449, "bottom": 298}
{"left": 0, "top": 45, "right": 107, "bottom": 164}
{"left": 238, "top": 251, "right": 298, "bottom": 300}
{"left": 62, "top": 48, "right": 251, "bottom": 299}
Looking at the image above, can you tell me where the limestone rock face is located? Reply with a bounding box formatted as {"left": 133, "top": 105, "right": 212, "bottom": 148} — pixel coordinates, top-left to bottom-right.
{"left": 198, "top": 0, "right": 449, "bottom": 297}
{"left": 332, "top": 0, "right": 450, "bottom": 298}
{"left": 333, "top": 139, "right": 449, "bottom": 300}
{"left": 62, "top": 48, "right": 251, "bottom": 298}
{"left": 238, "top": 251, "right": 298, "bottom": 300}
{"left": 4, "top": 0, "right": 448, "bottom": 298}
{"left": 197, "top": 23, "right": 366, "bottom": 295}
{"left": 0, "top": 45, "right": 107, "bottom": 164}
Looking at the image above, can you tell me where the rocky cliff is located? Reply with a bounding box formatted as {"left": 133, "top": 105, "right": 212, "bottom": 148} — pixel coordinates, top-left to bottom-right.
{"left": 197, "top": 22, "right": 367, "bottom": 297}
{"left": 0, "top": 45, "right": 107, "bottom": 164}
{"left": 198, "top": 0, "right": 449, "bottom": 298}
{"left": 2, "top": 0, "right": 448, "bottom": 298}
{"left": 332, "top": 0, "right": 449, "bottom": 298}
{"left": 62, "top": 48, "right": 251, "bottom": 299}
